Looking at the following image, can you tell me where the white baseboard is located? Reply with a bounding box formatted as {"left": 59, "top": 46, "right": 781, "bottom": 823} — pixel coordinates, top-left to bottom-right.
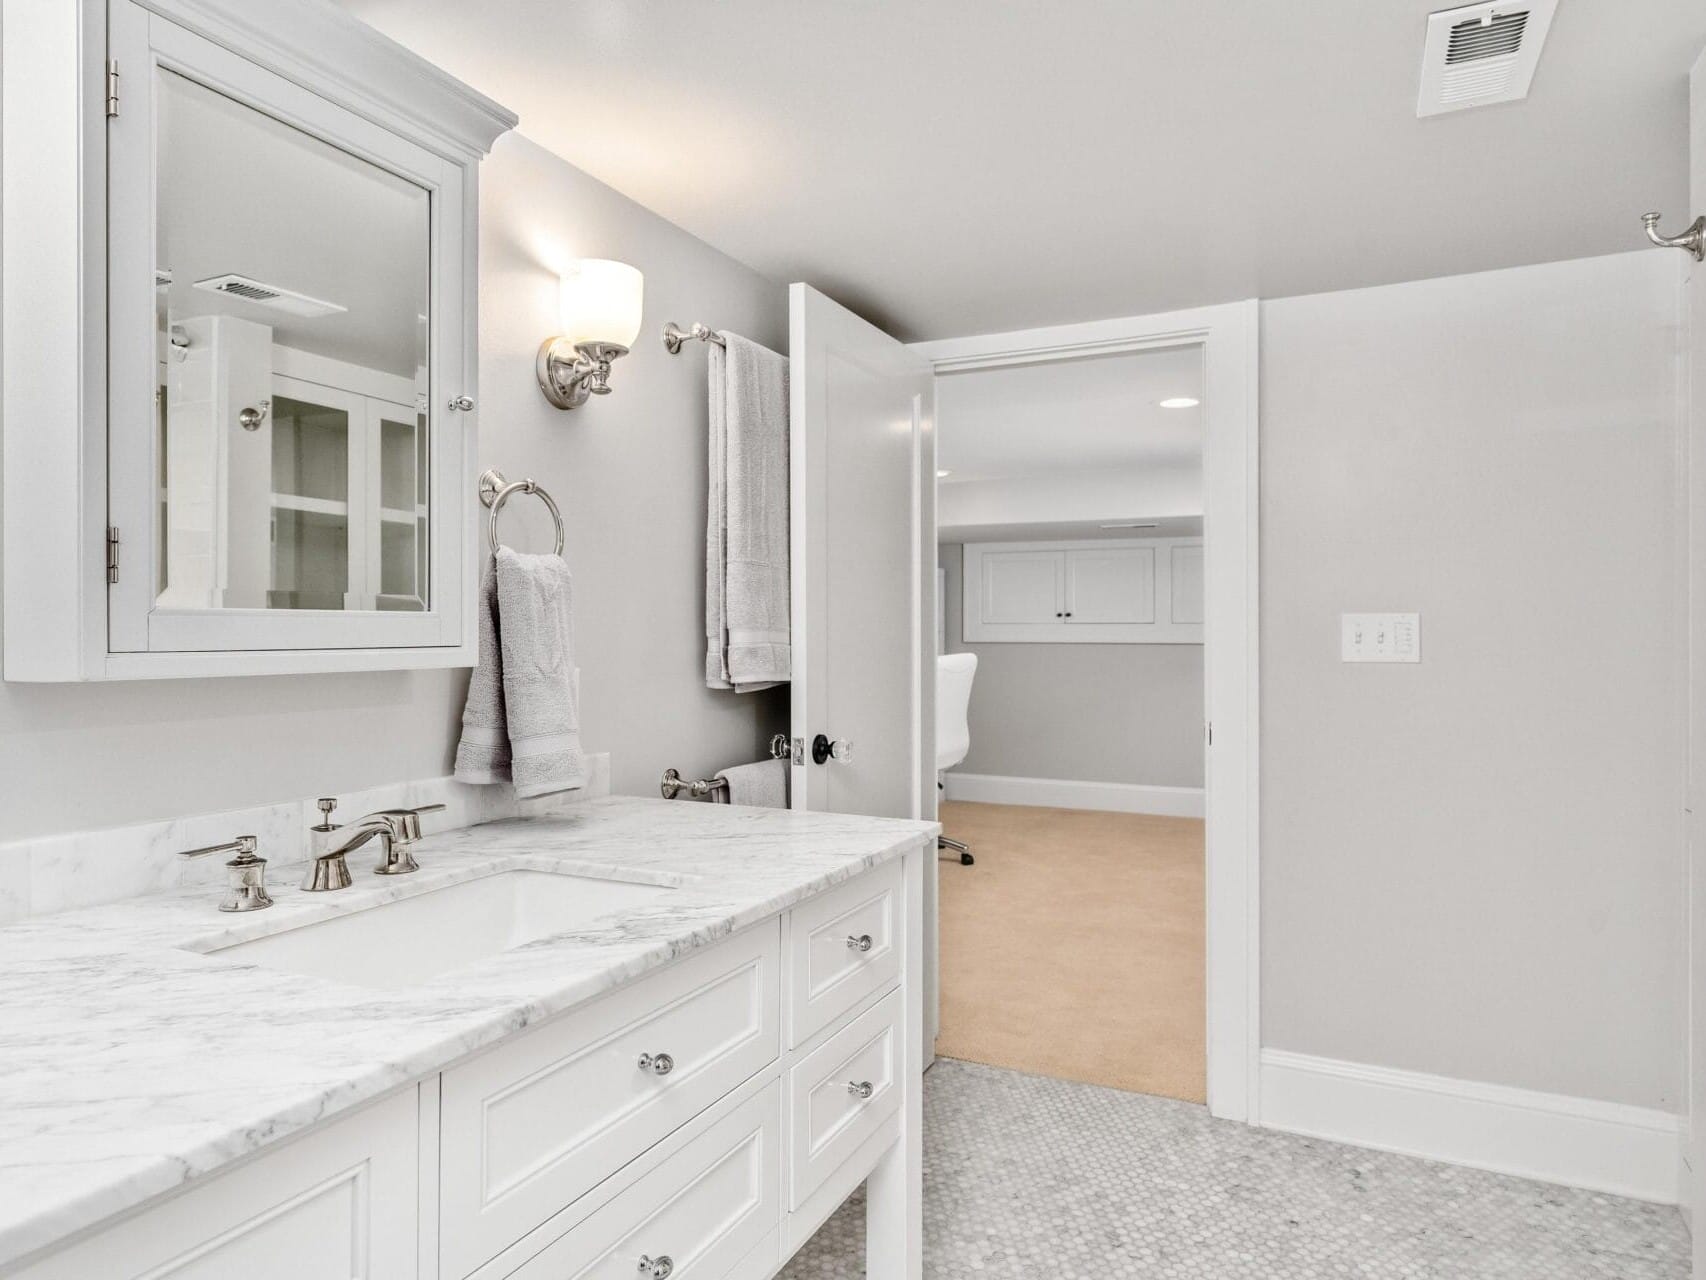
{"left": 941, "top": 771, "right": 1205, "bottom": 818}
{"left": 1259, "top": 1049, "right": 1682, "bottom": 1204}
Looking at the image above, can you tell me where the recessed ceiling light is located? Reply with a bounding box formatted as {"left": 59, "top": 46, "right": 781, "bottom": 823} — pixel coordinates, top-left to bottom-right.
{"left": 1159, "top": 397, "right": 1199, "bottom": 409}
{"left": 1100, "top": 522, "right": 1158, "bottom": 530}
{"left": 936, "top": 469, "right": 952, "bottom": 478}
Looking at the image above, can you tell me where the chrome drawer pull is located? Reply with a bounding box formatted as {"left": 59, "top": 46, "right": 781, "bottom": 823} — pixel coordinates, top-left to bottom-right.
{"left": 638, "top": 1255, "right": 674, "bottom": 1278}
{"left": 847, "top": 1079, "right": 874, "bottom": 1100}
{"left": 637, "top": 1052, "right": 675, "bottom": 1077}
{"left": 846, "top": 933, "right": 874, "bottom": 953}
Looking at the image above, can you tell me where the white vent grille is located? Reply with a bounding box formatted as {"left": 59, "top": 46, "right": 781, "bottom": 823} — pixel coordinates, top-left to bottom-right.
{"left": 1417, "top": 1, "right": 1558, "bottom": 117}
{"left": 192, "top": 274, "right": 346, "bottom": 318}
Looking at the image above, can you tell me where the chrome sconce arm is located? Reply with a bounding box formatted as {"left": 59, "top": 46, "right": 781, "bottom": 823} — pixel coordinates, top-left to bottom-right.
{"left": 536, "top": 338, "right": 631, "bottom": 410}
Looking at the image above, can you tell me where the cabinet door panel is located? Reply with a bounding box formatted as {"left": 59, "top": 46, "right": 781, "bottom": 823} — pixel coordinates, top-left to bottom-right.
{"left": 1065, "top": 547, "right": 1154, "bottom": 624}
{"left": 15, "top": 1090, "right": 418, "bottom": 1280}
{"left": 1170, "top": 543, "right": 1205, "bottom": 625}
{"left": 980, "top": 551, "right": 1061, "bottom": 625}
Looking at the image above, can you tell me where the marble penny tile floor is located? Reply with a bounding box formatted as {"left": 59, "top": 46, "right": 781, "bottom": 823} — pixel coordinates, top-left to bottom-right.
{"left": 779, "top": 1059, "right": 1689, "bottom": 1279}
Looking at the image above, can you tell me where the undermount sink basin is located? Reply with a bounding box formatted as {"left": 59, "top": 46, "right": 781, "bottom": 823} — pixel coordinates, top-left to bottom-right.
{"left": 204, "top": 869, "right": 675, "bottom": 990}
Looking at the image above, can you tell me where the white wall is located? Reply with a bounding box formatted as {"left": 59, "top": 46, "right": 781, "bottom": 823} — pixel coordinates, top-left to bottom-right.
{"left": 0, "top": 133, "right": 786, "bottom": 841}
{"left": 1260, "top": 251, "right": 1686, "bottom": 1112}
{"left": 941, "top": 542, "right": 1204, "bottom": 788}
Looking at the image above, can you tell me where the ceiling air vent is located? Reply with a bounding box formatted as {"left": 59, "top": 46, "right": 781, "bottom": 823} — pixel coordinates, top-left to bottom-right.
{"left": 1417, "top": 0, "right": 1558, "bottom": 118}
{"left": 192, "top": 273, "right": 346, "bottom": 318}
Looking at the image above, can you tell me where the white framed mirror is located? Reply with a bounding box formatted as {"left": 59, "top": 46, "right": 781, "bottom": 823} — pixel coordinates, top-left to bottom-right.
{"left": 1, "top": 0, "right": 514, "bottom": 680}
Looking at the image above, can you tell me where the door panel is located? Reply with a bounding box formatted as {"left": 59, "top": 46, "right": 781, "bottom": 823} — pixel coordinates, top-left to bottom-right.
{"left": 789, "top": 285, "right": 934, "bottom": 821}
{"left": 1066, "top": 547, "right": 1153, "bottom": 624}
{"left": 981, "top": 550, "right": 1062, "bottom": 625}
{"left": 1686, "top": 44, "right": 1705, "bottom": 1271}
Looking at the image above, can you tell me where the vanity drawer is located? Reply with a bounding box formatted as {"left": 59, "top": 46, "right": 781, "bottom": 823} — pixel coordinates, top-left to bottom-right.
{"left": 786, "top": 861, "right": 903, "bottom": 1046}
{"left": 441, "top": 921, "right": 781, "bottom": 1279}
{"left": 501, "top": 1080, "right": 782, "bottom": 1280}
{"left": 787, "top": 988, "right": 903, "bottom": 1208}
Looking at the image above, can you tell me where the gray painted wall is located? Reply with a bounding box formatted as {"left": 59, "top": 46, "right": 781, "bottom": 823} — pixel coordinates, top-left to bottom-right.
{"left": 0, "top": 133, "right": 786, "bottom": 840}
{"left": 1260, "top": 251, "right": 1685, "bottom": 1111}
{"left": 941, "top": 543, "right": 1205, "bottom": 788}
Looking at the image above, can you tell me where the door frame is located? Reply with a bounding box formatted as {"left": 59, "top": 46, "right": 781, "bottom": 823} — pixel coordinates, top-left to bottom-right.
{"left": 911, "top": 299, "right": 1262, "bottom": 1123}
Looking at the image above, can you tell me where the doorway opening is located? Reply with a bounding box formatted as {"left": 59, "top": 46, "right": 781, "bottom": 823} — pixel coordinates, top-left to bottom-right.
{"left": 914, "top": 302, "right": 1259, "bottom": 1121}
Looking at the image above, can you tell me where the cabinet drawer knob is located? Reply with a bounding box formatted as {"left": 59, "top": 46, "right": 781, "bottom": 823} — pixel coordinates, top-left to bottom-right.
{"left": 637, "top": 1255, "right": 674, "bottom": 1278}
{"left": 637, "top": 1052, "right": 675, "bottom": 1077}
{"left": 847, "top": 1079, "right": 874, "bottom": 1100}
{"left": 448, "top": 394, "right": 475, "bottom": 411}
{"left": 846, "top": 933, "right": 874, "bottom": 953}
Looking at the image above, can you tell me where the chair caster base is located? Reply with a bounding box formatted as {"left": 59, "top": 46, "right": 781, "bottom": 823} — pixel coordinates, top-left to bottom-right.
{"left": 938, "top": 836, "right": 973, "bottom": 867}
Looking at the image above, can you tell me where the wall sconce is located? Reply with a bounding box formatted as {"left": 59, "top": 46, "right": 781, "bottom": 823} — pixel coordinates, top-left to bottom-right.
{"left": 536, "top": 259, "right": 644, "bottom": 410}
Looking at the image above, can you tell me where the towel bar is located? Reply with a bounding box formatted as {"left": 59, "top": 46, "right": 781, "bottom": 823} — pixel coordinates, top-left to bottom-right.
{"left": 662, "top": 321, "right": 726, "bottom": 354}
{"left": 660, "top": 768, "right": 728, "bottom": 801}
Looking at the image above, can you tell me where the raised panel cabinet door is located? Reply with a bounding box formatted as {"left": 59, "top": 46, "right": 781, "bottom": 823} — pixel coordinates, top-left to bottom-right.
{"left": 1169, "top": 542, "right": 1205, "bottom": 625}
{"left": 1065, "top": 547, "right": 1154, "bottom": 624}
{"left": 14, "top": 1089, "right": 419, "bottom": 1280}
{"left": 980, "top": 550, "right": 1064, "bottom": 625}
{"left": 786, "top": 861, "right": 904, "bottom": 1047}
{"left": 439, "top": 922, "right": 781, "bottom": 1279}
{"left": 787, "top": 990, "right": 904, "bottom": 1208}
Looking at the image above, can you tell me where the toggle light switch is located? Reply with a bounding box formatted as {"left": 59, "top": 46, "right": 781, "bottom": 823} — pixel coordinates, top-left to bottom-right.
{"left": 1341, "top": 613, "right": 1420, "bottom": 663}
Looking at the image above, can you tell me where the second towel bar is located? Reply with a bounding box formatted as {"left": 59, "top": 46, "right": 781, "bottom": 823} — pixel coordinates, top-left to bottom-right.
{"left": 660, "top": 768, "right": 728, "bottom": 801}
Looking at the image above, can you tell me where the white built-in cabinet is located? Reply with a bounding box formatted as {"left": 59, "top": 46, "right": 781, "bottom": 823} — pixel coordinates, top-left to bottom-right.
{"left": 11, "top": 854, "right": 926, "bottom": 1280}
{"left": 962, "top": 538, "right": 1204, "bottom": 643}
{"left": 0, "top": 0, "right": 516, "bottom": 680}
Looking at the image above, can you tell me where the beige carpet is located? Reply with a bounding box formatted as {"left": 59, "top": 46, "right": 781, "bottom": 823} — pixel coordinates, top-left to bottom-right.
{"left": 935, "top": 800, "right": 1206, "bottom": 1103}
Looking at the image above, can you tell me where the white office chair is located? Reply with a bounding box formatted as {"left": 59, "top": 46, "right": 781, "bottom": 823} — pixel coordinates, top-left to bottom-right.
{"left": 936, "top": 653, "right": 978, "bottom": 866}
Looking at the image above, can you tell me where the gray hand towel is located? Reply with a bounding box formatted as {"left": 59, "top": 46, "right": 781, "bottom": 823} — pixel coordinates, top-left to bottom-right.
{"left": 453, "top": 548, "right": 587, "bottom": 799}
{"left": 452, "top": 559, "right": 510, "bottom": 783}
{"left": 707, "top": 333, "right": 790, "bottom": 692}
{"left": 715, "top": 758, "right": 789, "bottom": 809}
{"left": 496, "top": 548, "right": 587, "bottom": 799}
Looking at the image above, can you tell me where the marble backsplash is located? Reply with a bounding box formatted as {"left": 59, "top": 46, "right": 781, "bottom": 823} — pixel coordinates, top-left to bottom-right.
{"left": 0, "top": 753, "right": 611, "bottom": 924}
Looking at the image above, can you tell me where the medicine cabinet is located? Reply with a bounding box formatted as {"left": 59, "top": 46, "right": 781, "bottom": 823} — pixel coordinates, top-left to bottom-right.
{"left": 1, "top": 0, "right": 515, "bottom": 679}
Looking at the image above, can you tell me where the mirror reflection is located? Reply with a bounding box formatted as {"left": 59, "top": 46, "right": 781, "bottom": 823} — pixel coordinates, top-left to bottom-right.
{"left": 154, "top": 69, "right": 430, "bottom": 612}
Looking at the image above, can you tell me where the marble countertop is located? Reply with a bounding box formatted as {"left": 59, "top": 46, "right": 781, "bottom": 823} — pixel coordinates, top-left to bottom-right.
{"left": 0, "top": 797, "right": 936, "bottom": 1269}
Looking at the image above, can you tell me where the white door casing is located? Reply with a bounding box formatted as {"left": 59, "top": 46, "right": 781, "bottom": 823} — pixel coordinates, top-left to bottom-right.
{"left": 788, "top": 284, "right": 936, "bottom": 823}
{"left": 912, "top": 301, "right": 1260, "bottom": 1123}
{"left": 1686, "top": 43, "right": 1706, "bottom": 1269}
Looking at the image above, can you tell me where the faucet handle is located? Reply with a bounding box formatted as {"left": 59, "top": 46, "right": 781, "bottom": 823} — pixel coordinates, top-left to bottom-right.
{"left": 177, "top": 836, "right": 271, "bottom": 912}
{"left": 315, "top": 797, "right": 337, "bottom": 827}
{"left": 178, "top": 834, "right": 258, "bottom": 860}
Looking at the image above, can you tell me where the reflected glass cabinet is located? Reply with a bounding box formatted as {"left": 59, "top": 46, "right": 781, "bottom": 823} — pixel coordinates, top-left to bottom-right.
{"left": 1, "top": 0, "right": 515, "bottom": 681}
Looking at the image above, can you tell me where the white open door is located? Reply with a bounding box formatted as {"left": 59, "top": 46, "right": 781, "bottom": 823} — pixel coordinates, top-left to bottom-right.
{"left": 788, "top": 284, "right": 936, "bottom": 822}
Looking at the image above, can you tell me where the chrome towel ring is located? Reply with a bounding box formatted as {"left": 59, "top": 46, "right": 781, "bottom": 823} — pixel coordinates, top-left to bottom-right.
{"left": 477, "top": 468, "right": 564, "bottom": 556}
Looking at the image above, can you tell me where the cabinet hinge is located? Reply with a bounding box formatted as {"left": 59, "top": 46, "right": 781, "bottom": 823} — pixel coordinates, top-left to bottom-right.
{"left": 105, "top": 60, "right": 120, "bottom": 118}
{"left": 106, "top": 526, "right": 120, "bottom": 584}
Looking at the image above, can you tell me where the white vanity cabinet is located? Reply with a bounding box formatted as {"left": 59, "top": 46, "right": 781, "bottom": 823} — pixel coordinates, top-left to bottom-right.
{"left": 1, "top": 0, "right": 516, "bottom": 680}
{"left": 7, "top": 850, "right": 926, "bottom": 1280}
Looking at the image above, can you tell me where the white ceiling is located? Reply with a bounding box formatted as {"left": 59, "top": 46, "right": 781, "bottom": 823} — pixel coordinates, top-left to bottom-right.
{"left": 341, "top": 0, "right": 1705, "bottom": 341}
{"left": 935, "top": 346, "right": 1202, "bottom": 483}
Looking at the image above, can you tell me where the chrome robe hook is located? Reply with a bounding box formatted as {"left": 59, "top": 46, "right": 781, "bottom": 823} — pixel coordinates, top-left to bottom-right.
{"left": 1641, "top": 211, "right": 1705, "bottom": 262}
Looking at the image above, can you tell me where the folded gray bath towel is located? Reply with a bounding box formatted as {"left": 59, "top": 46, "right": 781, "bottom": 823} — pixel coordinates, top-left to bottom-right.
{"left": 707, "top": 332, "right": 791, "bottom": 692}
{"left": 454, "top": 548, "right": 587, "bottom": 799}
{"left": 715, "top": 758, "right": 789, "bottom": 809}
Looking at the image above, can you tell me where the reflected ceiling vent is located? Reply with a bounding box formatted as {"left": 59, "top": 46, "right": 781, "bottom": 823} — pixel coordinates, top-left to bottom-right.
{"left": 1416, "top": 0, "right": 1557, "bottom": 117}
{"left": 193, "top": 273, "right": 347, "bottom": 318}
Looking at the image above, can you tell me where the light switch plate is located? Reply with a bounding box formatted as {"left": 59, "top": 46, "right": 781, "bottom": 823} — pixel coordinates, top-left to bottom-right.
{"left": 1341, "top": 613, "right": 1420, "bottom": 663}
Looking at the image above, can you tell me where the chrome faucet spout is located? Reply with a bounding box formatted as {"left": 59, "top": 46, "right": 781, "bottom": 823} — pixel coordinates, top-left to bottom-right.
{"left": 301, "top": 805, "right": 443, "bottom": 891}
